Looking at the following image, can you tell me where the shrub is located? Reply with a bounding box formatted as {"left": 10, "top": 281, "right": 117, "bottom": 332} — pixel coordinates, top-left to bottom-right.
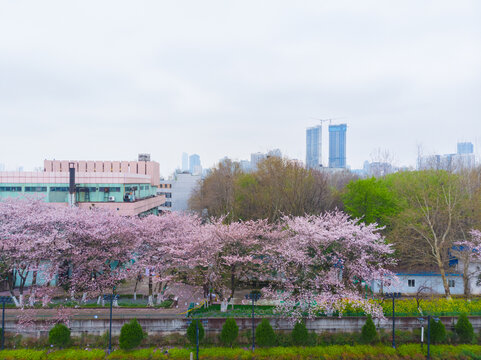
{"left": 186, "top": 319, "right": 205, "bottom": 346}
{"left": 119, "top": 319, "right": 144, "bottom": 350}
{"left": 430, "top": 318, "right": 446, "bottom": 344}
{"left": 291, "top": 321, "right": 309, "bottom": 346}
{"left": 361, "top": 315, "right": 377, "bottom": 344}
{"left": 48, "top": 323, "right": 71, "bottom": 348}
{"left": 455, "top": 313, "right": 474, "bottom": 344}
{"left": 220, "top": 318, "right": 238, "bottom": 347}
{"left": 255, "top": 319, "right": 276, "bottom": 347}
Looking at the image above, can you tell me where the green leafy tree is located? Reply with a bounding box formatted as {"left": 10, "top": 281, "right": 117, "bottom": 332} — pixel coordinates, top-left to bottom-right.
{"left": 361, "top": 315, "right": 378, "bottom": 344}
{"left": 256, "top": 319, "right": 276, "bottom": 347}
{"left": 455, "top": 313, "right": 474, "bottom": 343}
{"left": 430, "top": 318, "right": 446, "bottom": 344}
{"left": 119, "top": 319, "right": 144, "bottom": 350}
{"left": 220, "top": 318, "right": 239, "bottom": 347}
{"left": 342, "top": 177, "right": 400, "bottom": 229}
{"left": 186, "top": 319, "right": 205, "bottom": 346}
{"left": 48, "top": 323, "right": 71, "bottom": 348}
{"left": 291, "top": 321, "right": 309, "bottom": 346}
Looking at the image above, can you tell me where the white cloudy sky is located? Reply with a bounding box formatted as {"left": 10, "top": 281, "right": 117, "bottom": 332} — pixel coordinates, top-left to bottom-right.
{"left": 1, "top": 0, "right": 480, "bottom": 176}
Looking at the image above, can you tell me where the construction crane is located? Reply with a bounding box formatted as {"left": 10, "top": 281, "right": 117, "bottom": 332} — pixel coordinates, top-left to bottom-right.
{"left": 310, "top": 117, "right": 344, "bottom": 126}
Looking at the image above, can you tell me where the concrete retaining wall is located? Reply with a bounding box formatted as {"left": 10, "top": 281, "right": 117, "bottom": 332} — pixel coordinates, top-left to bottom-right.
{"left": 4, "top": 315, "right": 481, "bottom": 338}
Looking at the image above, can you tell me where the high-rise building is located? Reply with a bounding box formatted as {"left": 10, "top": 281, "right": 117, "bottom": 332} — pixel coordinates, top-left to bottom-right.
{"left": 306, "top": 126, "right": 322, "bottom": 169}
{"left": 329, "top": 124, "right": 347, "bottom": 168}
{"left": 457, "top": 142, "right": 474, "bottom": 155}
{"left": 189, "top": 154, "right": 201, "bottom": 175}
{"left": 181, "top": 153, "right": 189, "bottom": 172}
{"left": 250, "top": 152, "right": 266, "bottom": 171}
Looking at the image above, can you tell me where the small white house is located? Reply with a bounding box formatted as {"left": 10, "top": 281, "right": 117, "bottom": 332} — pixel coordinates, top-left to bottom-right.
{"left": 371, "top": 272, "right": 464, "bottom": 295}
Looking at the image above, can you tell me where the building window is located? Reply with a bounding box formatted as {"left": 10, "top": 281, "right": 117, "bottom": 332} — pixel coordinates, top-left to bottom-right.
{"left": 165, "top": 192, "right": 172, "bottom": 198}
{"left": 162, "top": 201, "right": 172, "bottom": 207}
{"left": 408, "top": 279, "right": 415, "bottom": 287}
{"left": 0, "top": 186, "right": 22, "bottom": 192}
{"left": 25, "top": 186, "right": 47, "bottom": 192}
{"left": 448, "top": 280, "right": 455, "bottom": 287}
{"left": 50, "top": 187, "right": 69, "bottom": 192}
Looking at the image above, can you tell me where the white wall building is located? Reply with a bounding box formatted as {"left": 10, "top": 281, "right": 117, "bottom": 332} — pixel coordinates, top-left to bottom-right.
{"left": 158, "top": 172, "right": 201, "bottom": 212}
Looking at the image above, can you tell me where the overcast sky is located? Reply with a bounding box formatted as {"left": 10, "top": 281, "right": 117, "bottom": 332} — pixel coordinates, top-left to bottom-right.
{"left": 1, "top": 0, "right": 480, "bottom": 176}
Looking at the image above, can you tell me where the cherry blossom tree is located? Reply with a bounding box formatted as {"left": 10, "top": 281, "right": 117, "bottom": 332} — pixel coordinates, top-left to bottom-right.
{"left": 59, "top": 206, "right": 141, "bottom": 302}
{"left": 201, "top": 218, "right": 275, "bottom": 301}
{"left": 0, "top": 198, "right": 69, "bottom": 307}
{"left": 137, "top": 212, "right": 203, "bottom": 306}
{"left": 264, "top": 212, "right": 396, "bottom": 319}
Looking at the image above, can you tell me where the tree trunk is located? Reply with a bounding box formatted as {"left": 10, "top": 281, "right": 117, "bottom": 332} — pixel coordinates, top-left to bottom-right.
{"left": 437, "top": 255, "right": 451, "bottom": 299}
{"left": 463, "top": 257, "right": 471, "bottom": 298}
{"left": 229, "top": 266, "right": 236, "bottom": 301}
{"left": 29, "top": 268, "right": 38, "bottom": 307}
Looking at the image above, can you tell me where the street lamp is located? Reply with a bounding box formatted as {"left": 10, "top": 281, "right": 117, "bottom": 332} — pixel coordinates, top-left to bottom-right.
{"left": 417, "top": 317, "right": 425, "bottom": 350}
{"left": 103, "top": 294, "right": 119, "bottom": 354}
{"left": 0, "top": 297, "right": 13, "bottom": 351}
{"left": 187, "top": 318, "right": 208, "bottom": 360}
{"left": 417, "top": 315, "right": 440, "bottom": 360}
{"left": 384, "top": 292, "right": 401, "bottom": 348}
{"left": 245, "top": 291, "right": 261, "bottom": 351}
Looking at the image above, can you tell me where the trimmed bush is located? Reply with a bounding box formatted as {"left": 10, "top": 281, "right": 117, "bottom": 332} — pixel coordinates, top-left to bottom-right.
{"left": 48, "top": 323, "right": 71, "bottom": 348}
{"left": 455, "top": 313, "right": 474, "bottom": 344}
{"left": 220, "top": 318, "right": 239, "bottom": 347}
{"left": 291, "top": 321, "right": 309, "bottom": 346}
{"left": 119, "top": 319, "right": 144, "bottom": 350}
{"left": 255, "top": 319, "right": 276, "bottom": 347}
{"left": 186, "top": 319, "right": 205, "bottom": 346}
{"left": 361, "top": 315, "right": 377, "bottom": 344}
{"left": 430, "top": 318, "right": 446, "bottom": 344}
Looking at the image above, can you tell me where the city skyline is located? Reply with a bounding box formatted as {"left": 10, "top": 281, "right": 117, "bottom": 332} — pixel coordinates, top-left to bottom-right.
{"left": 0, "top": 1, "right": 480, "bottom": 177}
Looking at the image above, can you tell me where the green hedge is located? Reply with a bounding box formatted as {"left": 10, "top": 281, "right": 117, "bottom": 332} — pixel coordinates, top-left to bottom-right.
{"left": 3, "top": 345, "right": 481, "bottom": 359}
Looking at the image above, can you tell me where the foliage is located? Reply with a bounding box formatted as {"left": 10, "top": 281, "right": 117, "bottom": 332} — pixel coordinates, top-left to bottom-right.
{"left": 118, "top": 319, "right": 144, "bottom": 351}
{"left": 342, "top": 177, "right": 400, "bottom": 228}
{"left": 255, "top": 319, "right": 276, "bottom": 347}
{"left": 291, "top": 321, "right": 309, "bottom": 346}
{"left": 361, "top": 315, "right": 377, "bottom": 344}
{"left": 48, "top": 324, "right": 70, "bottom": 348}
{"left": 6, "top": 345, "right": 481, "bottom": 359}
{"left": 186, "top": 319, "right": 204, "bottom": 346}
{"left": 266, "top": 212, "right": 395, "bottom": 320}
{"left": 455, "top": 313, "right": 474, "bottom": 344}
{"left": 189, "top": 157, "right": 338, "bottom": 223}
{"left": 220, "top": 318, "right": 238, "bottom": 347}
{"left": 430, "top": 318, "right": 446, "bottom": 344}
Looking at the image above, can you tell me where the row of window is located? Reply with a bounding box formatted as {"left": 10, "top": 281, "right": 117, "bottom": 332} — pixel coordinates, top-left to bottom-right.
{"left": 407, "top": 279, "right": 455, "bottom": 288}
{"left": 0, "top": 186, "right": 22, "bottom": 192}
{"left": 25, "top": 186, "right": 47, "bottom": 192}
{"left": 161, "top": 201, "right": 172, "bottom": 207}
{"left": 158, "top": 192, "right": 172, "bottom": 198}
{"left": 159, "top": 183, "right": 172, "bottom": 189}
{"left": 0, "top": 186, "right": 128, "bottom": 193}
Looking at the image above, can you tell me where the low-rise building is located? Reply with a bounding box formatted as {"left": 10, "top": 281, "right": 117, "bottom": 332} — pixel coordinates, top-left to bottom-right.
{"left": 0, "top": 158, "right": 165, "bottom": 216}
{"left": 158, "top": 171, "right": 201, "bottom": 213}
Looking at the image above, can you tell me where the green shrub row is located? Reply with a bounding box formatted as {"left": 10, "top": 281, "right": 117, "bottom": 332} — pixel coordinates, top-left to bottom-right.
{"left": 3, "top": 345, "right": 481, "bottom": 360}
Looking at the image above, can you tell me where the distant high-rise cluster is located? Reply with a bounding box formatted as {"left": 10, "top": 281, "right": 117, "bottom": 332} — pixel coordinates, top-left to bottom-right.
{"left": 418, "top": 142, "right": 476, "bottom": 171}
{"left": 306, "top": 123, "right": 347, "bottom": 169}
{"left": 180, "top": 153, "right": 202, "bottom": 175}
